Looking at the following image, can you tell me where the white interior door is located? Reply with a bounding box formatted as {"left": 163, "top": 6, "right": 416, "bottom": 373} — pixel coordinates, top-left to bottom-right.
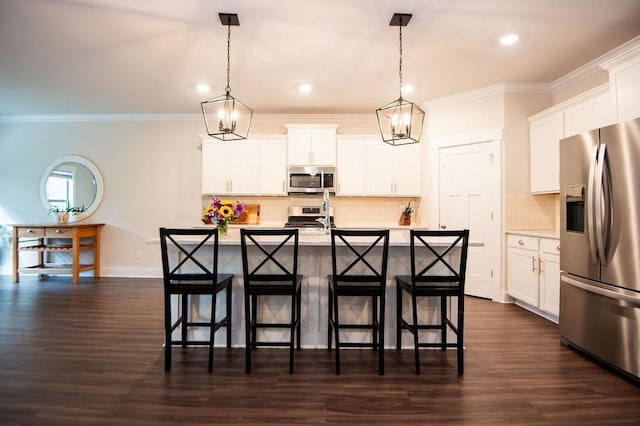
{"left": 438, "top": 141, "right": 499, "bottom": 299}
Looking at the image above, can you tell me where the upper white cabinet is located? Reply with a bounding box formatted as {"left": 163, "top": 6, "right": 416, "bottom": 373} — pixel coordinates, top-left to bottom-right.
{"left": 286, "top": 124, "right": 338, "bottom": 166}
{"left": 202, "top": 137, "right": 258, "bottom": 195}
{"left": 256, "top": 135, "right": 287, "bottom": 195}
{"left": 529, "top": 84, "right": 612, "bottom": 194}
{"left": 601, "top": 44, "right": 640, "bottom": 122}
{"left": 336, "top": 136, "right": 366, "bottom": 196}
{"left": 529, "top": 112, "right": 563, "bottom": 193}
{"left": 365, "top": 136, "right": 421, "bottom": 196}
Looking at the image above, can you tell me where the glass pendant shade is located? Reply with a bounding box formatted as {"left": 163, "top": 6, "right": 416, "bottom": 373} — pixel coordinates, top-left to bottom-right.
{"left": 376, "top": 98, "right": 424, "bottom": 145}
{"left": 201, "top": 92, "right": 253, "bottom": 141}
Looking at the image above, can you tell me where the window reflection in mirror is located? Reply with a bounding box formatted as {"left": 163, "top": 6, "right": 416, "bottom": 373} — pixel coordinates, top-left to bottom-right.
{"left": 40, "top": 156, "right": 104, "bottom": 223}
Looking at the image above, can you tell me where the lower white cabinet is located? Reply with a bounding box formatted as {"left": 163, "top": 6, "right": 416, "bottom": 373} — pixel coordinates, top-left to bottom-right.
{"left": 507, "top": 233, "right": 560, "bottom": 321}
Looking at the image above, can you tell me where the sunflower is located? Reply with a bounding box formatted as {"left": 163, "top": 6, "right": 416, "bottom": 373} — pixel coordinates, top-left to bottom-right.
{"left": 202, "top": 205, "right": 216, "bottom": 216}
{"left": 219, "top": 205, "right": 234, "bottom": 218}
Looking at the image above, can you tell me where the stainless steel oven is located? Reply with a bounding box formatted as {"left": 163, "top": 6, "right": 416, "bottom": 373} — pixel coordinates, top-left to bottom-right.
{"left": 287, "top": 166, "right": 336, "bottom": 194}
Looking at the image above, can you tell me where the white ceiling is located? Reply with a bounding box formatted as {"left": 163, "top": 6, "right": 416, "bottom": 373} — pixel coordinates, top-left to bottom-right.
{"left": 1, "top": 0, "right": 639, "bottom": 115}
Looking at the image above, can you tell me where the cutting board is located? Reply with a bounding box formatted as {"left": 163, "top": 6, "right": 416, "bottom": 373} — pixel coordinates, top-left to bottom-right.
{"left": 231, "top": 204, "right": 260, "bottom": 224}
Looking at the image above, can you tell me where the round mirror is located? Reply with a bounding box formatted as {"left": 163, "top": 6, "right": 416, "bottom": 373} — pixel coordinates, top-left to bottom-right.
{"left": 40, "top": 155, "right": 104, "bottom": 222}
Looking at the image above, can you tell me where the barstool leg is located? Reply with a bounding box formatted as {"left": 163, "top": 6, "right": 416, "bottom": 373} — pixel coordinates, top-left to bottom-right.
{"left": 289, "top": 291, "right": 296, "bottom": 374}
{"left": 296, "top": 286, "right": 302, "bottom": 350}
{"left": 209, "top": 294, "right": 216, "bottom": 373}
{"left": 244, "top": 289, "right": 251, "bottom": 374}
{"left": 379, "top": 291, "right": 385, "bottom": 375}
{"left": 333, "top": 287, "right": 341, "bottom": 375}
{"left": 458, "top": 295, "right": 464, "bottom": 375}
{"left": 327, "top": 285, "right": 333, "bottom": 350}
{"left": 441, "top": 296, "right": 447, "bottom": 350}
{"left": 396, "top": 282, "right": 402, "bottom": 351}
{"left": 411, "top": 291, "right": 420, "bottom": 375}
{"left": 164, "top": 293, "right": 172, "bottom": 372}
{"left": 181, "top": 293, "right": 188, "bottom": 347}
{"left": 251, "top": 294, "right": 258, "bottom": 349}
{"left": 226, "top": 283, "right": 232, "bottom": 349}
{"left": 372, "top": 295, "right": 378, "bottom": 351}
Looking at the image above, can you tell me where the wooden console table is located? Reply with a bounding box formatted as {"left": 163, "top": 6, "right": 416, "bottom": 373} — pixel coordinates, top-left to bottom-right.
{"left": 12, "top": 223, "right": 105, "bottom": 284}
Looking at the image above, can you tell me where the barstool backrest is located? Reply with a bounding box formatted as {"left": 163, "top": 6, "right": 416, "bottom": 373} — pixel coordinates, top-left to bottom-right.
{"left": 240, "top": 228, "right": 299, "bottom": 283}
{"left": 330, "top": 229, "right": 390, "bottom": 283}
{"left": 409, "top": 229, "right": 470, "bottom": 288}
{"left": 159, "top": 227, "right": 221, "bottom": 285}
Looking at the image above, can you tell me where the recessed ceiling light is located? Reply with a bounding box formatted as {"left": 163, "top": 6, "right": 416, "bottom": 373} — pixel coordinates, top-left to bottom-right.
{"left": 401, "top": 84, "right": 414, "bottom": 94}
{"left": 499, "top": 33, "right": 519, "bottom": 46}
{"left": 196, "top": 83, "right": 211, "bottom": 93}
{"left": 298, "top": 83, "right": 313, "bottom": 94}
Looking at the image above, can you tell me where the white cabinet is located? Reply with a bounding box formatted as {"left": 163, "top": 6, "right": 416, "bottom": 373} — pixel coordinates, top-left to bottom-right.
{"left": 366, "top": 137, "right": 421, "bottom": 196}
{"left": 529, "top": 112, "right": 563, "bottom": 194}
{"left": 336, "top": 136, "right": 366, "bottom": 196}
{"left": 507, "top": 233, "right": 560, "bottom": 321}
{"left": 538, "top": 238, "right": 560, "bottom": 317}
{"left": 285, "top": 124, "right": 338, "bottom": 166}
{"left": 256, "top": 135, "right": 287, "bottom": 195}
{"left": 602, "top": 46, "right": 640, "bottom": 122}
{"left": 201, "top": 137, "right": 257, "bottom": 195}
{"left": 529, "top": 84, "right": 612, "bottom": 194}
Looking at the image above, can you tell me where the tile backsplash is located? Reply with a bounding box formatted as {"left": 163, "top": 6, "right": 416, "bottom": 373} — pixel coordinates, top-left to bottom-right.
{"left": 506, "top": 193, "right": 558, "bottom": 231}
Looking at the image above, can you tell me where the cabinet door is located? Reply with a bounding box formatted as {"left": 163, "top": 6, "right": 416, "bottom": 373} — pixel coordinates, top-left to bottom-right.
{"left": 258, "top": 137, "right": 287, "bottom": 195}
{"left": 539, "top": 238, "right": 561, "bottom": 317}
{"left": 287, "top": 128, "right": 312, "bottom": 165}
{"left": 202, "top": 138, "right": 230, "bottom": 194}
{"left": 311, "top": 128, "right": 336, "bottom": 165}
{"left": 530, "top": 113, "right": 563, "bottom": 193}
{"left": 228, "top": 139, "right": 258, "bottom": 195}
{"left": 613, "top": 58, "right": 640, "bottom": 122}
{"left": 393, "top": 142, "right": 422, "bottom": 196}
{"left": 507, "top": 246, "right": 539, "bottom": 307}
{"left": 336, "top": 137, "right": 365, "bottom": 196}
{"left": 365, "top": 139, "right": 394, "bottom": 195}
{"left": 564, "top": 93, "right": 613, "bottom": 137}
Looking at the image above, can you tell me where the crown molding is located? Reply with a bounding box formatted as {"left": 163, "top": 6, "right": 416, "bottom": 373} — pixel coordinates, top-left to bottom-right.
{"left": 552, "top": 35, "right": 640, "bottom": 91}
{"left": 0, "top": 112, "right": 378, "bottom": 124}
{"left": 424, "top": 83, "right": 552, "bottom": 108}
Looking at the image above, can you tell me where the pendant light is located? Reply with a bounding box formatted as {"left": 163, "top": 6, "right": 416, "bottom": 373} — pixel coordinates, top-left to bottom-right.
{"left": 376, "top": 13, "right": 425, "bottom": 146}
{"left": 201, "top": 13, "right": 253, "bottom": 141}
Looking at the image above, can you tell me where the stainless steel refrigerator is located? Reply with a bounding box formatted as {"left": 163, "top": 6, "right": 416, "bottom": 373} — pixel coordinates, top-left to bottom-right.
{"left": 560, "top": 116, "right": 640, "bottom": 382}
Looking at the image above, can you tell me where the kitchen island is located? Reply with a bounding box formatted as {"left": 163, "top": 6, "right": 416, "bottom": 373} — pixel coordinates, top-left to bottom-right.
{"left": 154, "top": 227, "right": 475, "bottom": 349}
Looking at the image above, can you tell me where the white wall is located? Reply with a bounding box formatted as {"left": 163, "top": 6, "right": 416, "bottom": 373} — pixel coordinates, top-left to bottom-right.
{"left": 0, "top": 114, "right": 422, "bottom": 277}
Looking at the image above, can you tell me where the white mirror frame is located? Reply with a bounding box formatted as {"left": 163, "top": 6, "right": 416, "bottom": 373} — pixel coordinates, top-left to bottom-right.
{"left": 40, "top": 155, "right": 104, "bottom": 223}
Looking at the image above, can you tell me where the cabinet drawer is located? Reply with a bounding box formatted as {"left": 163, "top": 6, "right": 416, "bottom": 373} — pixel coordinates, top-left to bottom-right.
{"left": 540, "top": 238, "right": 560, "bottom": 255}
{"left": 45, "top": 227, "right": 73, "bottom": 238}
{"left": 17, "top": 227, "right": 44, "bottom": 238}
{"left": 507, "top": 234, "right": 538, "bottom": 251}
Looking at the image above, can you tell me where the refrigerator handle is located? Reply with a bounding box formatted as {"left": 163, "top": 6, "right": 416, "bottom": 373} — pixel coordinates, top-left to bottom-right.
{"left": 595, "top": 143, "right": 608, "bottom": 265}
{"left": 587, "top": 144, "right": 598, "bottom": 264}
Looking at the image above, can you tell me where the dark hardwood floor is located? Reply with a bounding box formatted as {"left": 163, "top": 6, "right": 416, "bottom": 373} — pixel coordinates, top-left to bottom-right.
{"left": 0, "top": 275, "right": 638, "bottom": 425}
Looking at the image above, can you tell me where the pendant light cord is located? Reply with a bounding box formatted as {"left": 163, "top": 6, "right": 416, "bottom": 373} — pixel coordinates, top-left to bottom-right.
{"left": 225, "top": 23, "right": 231, "bottom": 96}
{"left": 398, "top": 22, "right": 403, "bottom": 100}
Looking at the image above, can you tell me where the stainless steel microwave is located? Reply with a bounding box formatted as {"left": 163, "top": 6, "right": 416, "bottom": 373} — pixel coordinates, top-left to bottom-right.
{"left": 287, "top": 166, "right": 336, "bottom": 194}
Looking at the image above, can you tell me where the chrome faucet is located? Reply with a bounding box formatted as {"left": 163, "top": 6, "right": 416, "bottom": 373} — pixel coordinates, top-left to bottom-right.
{"left": 315, "top": 189, "right": 331, "bottom": 233}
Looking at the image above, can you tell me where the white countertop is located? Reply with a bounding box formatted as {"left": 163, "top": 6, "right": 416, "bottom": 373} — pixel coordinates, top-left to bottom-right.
{"left": 506, "top": 230, "right": 559, "bottom": 239}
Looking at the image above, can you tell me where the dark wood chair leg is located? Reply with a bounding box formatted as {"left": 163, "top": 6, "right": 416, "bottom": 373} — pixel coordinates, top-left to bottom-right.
{"left": 245, "top": 290, "right": 251, "bottom": 374}
{"left": 396, "top": 282, "right": 402, "bottom": 351}
{"left": 208, "top": 294, "right": 216, "bottom": 373}
{"left": 226, "top": 283, "right": 232, "bottom": 349}
{"left": 289, "top": 292, "right": 296, "bottom": 374}
{"left": 296, "top": 286, "right": 302, "bottom": 350}
{"left": 327, "top": 285, "right": 333, "bottom": 350}
{"left": 181, "top": 293, "right": 188, "bottom": 347}
{"left": 251, "top": 294, "right": 258, "bottom": 349}
{"left": 379, "top": 292, "right": 385, "bottom": 375}
{"left": 441, "top": 296, "right": 447, "bottom": 350}
{"left": 333, "top": 287, "right": 341, "bottom": 375}
{"left": 164, "top": 293, "right": 172, "bottom": 372}
{"left": 411, "top": 291, "right": 420, "bottom": 375}
{"left": 372, "top": 295, "right": 378, "bottom": 351}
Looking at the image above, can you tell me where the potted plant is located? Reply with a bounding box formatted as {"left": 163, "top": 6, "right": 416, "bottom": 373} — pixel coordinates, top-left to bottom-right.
{"left": 49, "top": 206, "right": 85, "bottom": 224}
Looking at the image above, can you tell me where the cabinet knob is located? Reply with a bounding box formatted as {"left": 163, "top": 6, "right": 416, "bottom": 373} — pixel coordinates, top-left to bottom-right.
{"left": 518, "top": 239, "right": 524, "bottom": 245}
{"left": 440, "top": 224, "right": 447, "bottom": 229}
{"left": 27, "top": 229, "right": 34, "bottom": 233}
{"left": 55, "top": 229, "right": 62, "bottom": 233}
{"left": 556, "top": 244, "right": 560, "bottom": 251}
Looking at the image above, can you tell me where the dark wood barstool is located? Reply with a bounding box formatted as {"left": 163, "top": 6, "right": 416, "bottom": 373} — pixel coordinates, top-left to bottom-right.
{"left": 328, "top": 228, "right": 390, "bottom": 375}
{"left": 159, "top": 227, "right": 233, "bottom": 372}
{"left": 396, "top": 229, "right": 470, "bottom": 375}
{"left": 240, "top": 228, "right": 303, "bottom": 374}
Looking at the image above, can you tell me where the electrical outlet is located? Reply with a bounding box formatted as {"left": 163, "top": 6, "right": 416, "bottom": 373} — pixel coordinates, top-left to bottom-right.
{"left": 134, "top": 250, "right": 141, "bottom": 259}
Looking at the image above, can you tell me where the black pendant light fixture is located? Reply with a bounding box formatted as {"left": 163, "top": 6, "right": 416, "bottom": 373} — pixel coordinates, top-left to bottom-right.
{"left": 201, "top": 13, "right": 253, "bottom": 141}
{"left": 376, "top": 13, "right": 425, "bottom": 146}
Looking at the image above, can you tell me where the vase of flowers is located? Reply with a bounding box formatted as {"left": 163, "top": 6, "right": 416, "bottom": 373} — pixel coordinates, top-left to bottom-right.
{"left": 202, "top": 197, "right": 245, "bottom": 236}
{"left": 49, "top": 206, "right": 85, "bottom": 224}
